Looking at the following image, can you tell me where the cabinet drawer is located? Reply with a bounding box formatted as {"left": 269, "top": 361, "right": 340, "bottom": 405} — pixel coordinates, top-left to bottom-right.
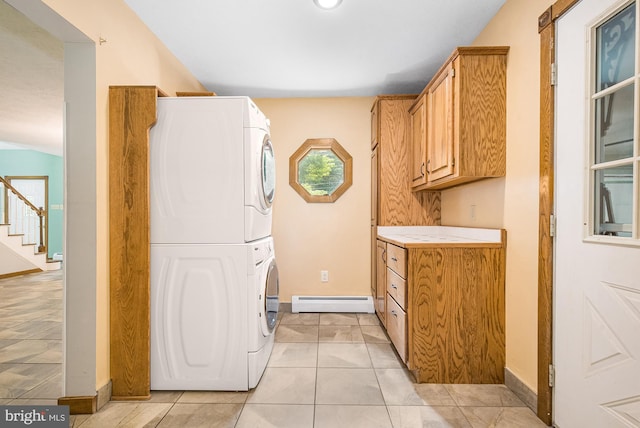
{"left": 386, "top": 268, "right": 406, "bottom": 310}
{"left": 385, "top": 293, "right": 407, "bottom": 363}
{"left": 386, "top": 244, "right": 407, "bottom": 278}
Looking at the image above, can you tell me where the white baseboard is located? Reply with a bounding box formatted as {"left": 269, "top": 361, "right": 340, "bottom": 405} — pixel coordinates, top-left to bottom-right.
{"left": 291, "top": 296, "right": 374, "bottom": 313}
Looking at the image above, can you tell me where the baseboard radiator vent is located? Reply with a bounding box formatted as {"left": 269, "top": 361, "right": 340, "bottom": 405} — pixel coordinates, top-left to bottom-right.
{"left": 291, "top": 296, "right": 374, "bottom": 313}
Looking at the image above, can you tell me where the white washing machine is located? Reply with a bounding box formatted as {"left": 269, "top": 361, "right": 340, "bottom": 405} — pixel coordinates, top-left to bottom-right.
{"left": 150, "top": 237, "right": 279, "bottom": 391}
{"left": 150, "top": 96, "right": 275, "bottom": 244}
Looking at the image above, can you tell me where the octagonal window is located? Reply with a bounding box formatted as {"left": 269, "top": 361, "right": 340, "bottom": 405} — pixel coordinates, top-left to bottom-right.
{"left": 289, "top": 138, "right": 352, "bottom": 203}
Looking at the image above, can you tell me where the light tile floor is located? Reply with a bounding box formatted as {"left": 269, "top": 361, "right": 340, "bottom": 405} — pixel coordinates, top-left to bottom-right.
{"left": 0, "top": 270, "right": 62, "bottom": 407}
{"left": 0, "top": 271, "right": 549, "bottom": 427}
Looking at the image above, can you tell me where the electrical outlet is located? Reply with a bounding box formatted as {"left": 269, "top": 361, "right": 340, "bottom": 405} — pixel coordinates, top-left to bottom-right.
{"left": 470, "top": 204, "right": 476, "bottom": 221}
{"left": 320, "top": 270, "right": 329, "bottom": 282}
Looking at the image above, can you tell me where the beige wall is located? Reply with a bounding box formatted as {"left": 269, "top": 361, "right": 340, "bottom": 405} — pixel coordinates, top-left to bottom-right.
{"left": 441, "top": 0, "right": 554, "bottom": 392}
{"left": 40, "top": 0, "right": 205, "bottom": 391}
{"left": 255, "top": 97, "right": 375, "bottom": 303}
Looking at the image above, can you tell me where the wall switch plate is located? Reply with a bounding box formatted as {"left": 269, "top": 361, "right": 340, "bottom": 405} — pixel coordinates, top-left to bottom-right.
{"left": 321, "top": 270, "right": 329, "bottom": 282}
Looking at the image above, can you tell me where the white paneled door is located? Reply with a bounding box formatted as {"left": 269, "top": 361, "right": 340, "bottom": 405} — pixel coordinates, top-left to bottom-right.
{"left": 555, "top": 0, "right": 640, "bottom": 427}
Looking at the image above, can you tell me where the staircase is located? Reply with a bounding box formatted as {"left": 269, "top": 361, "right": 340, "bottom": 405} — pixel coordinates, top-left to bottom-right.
{"left": 0, "top": 176, "right": 60, "bottom": 275}
{"left": 0, "top": 223, "right": 60, "bottom": 272}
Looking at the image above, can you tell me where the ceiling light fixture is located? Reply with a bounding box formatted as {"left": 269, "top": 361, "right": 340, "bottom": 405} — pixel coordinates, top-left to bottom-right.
{"left": 313, "top": 0, "right": 343, "bottom": 10}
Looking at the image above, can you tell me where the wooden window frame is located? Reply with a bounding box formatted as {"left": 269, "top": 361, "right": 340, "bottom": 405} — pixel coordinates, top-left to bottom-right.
{"left": 289, "top": 138, "right": 353, "bottom": 203}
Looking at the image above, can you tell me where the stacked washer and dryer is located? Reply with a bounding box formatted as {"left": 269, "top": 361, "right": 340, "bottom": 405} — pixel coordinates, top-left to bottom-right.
{"left": 149, "top": 96, "right": 279, "bottom": 391}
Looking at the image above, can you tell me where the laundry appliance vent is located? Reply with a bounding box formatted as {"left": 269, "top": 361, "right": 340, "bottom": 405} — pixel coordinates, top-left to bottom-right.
{"left": 291, "top": 296, "right": 374, "bottom": 313}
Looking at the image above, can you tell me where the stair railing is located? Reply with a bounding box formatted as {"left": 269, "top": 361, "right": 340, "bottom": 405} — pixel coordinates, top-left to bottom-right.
{"left": 0, "top": 176, "right": 46, "bottom": 254}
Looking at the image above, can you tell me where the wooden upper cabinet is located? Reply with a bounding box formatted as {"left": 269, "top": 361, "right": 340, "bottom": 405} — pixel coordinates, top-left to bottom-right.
{"left": 411, "top": 46, "right": 509, "bottom": 191}
{"left": 426, "top": 61, "right": 455, "bottom": 182}
{"left": 409, "top": 94, "right": 427, "bottom": 188}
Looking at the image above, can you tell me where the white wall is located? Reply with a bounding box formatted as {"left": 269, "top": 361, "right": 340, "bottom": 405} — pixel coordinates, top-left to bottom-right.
{"left": 0, "top": 242, "right": 37, "bottom": 276}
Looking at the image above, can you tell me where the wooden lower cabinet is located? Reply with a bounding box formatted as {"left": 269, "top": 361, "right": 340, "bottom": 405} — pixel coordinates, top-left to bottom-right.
{"left": 386, "top": 293, "right": 407, "bottom": 363}
{"left": 378, "top": 237, "right": 506, "bottom": 384}
{"left": 384, "top": 243, "right": 408, "bottom": 363}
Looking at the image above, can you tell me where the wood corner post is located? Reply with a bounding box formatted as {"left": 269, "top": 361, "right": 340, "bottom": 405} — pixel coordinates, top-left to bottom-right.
{"left": 108, "top": 86, "right": 160, "bottom": 400}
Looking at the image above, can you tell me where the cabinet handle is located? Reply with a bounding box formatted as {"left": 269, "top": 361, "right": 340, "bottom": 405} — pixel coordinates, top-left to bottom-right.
{"left": 382, "top": 249, "right": 386, "bottom": 263}
{"left": 420, "top": 162, "right": 425, "bottom": 177}
{"left": 391, "top": 257, "right": 398, "bottom": 262}
{"left": 426, "top": 159, "right": 431, "bottom": 174}
{"left": 391, "top": 310, "right": 398, "bottom": 317}
{"left": 391, "top": 284, "right": 398, "bottom": 289}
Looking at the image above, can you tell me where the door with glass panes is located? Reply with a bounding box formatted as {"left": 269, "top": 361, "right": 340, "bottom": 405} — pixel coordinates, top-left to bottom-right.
{"left": 555, "top": 0, "right": 640, "bottom": 426}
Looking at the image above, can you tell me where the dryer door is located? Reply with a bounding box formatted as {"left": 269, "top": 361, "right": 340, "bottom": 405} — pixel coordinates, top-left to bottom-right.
{"left": 244, "top": 129, "right": 273, "bottom": 242}
{"left": 261, "top": 135, "right": 276, "bottom": 209}
{"left": 261, "top": 258, "right": 279, "bottom": 335}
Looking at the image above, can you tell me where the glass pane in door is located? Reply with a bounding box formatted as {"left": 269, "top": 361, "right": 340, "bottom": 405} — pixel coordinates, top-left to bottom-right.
{"left": 596, "top": 3, "right": 636, "bottom": 91}
{"left": 261, "top": 137, "right": 276, "bottom": 207}
{"left": 594, "top": 83, "right": 634, "bottom": 163}
{"left": 594, "top": 165, "right": 633, "bottom": 236}
{"left": 264, "top": 260, "right": 279, "bottom": 332}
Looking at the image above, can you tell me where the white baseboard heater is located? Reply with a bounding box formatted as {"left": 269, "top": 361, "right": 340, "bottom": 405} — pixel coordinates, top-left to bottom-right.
{"left": 291, "top": 296, "right": 374, "bottom": 313}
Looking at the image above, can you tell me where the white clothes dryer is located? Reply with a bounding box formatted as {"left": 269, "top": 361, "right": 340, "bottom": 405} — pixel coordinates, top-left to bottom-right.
{"left": 150, "top": 96, "right": 275, "bottom": 244}
{"left": 150, "top": 237, "right": 279, "bottom": 391}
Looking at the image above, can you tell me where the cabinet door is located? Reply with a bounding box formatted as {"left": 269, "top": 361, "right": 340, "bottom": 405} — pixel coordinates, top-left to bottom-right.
{"left": 427, "top": 61, "right": 455, "bottom": 182}
{"left": 409, "top": 95, "right": 427, "bottom": 188}
{"left": 375, "top": 240, "right": 387, "bottom": 325}
{"left": 371, "top": 147, "right": 378, "bottom": 226}
{"left": 371, "top": 148, "right": 379, "bottom": 300}
{"left": 371, "top": 100, "right": 379, "bottom": 150}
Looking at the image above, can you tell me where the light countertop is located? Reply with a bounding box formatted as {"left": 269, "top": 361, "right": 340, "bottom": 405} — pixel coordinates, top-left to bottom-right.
{"left": 377, "top": 226, "right": 505, "bottom": 248}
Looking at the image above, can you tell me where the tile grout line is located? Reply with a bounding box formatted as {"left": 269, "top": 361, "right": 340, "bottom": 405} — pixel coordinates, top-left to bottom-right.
{"left": 364, "top": 322, "right": 396, "bottom": 428}
{"left": 313, "top": 318, "right": 320, "bottom": 428}
{"left": 152, "top": 392, "right": 182, "bottom": 428}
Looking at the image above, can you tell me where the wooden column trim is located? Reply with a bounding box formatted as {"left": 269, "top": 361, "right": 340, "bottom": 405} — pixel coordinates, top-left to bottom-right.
{"left": 108, "top": 86, "right": 159, "bottom": 400}
{"left": 552, "top": 0, "right": 581, "bottom": 20}
{"left": 538, "top": 18, "right": 555, "bottom": 426}
{"left": 538, "top": 7, "right": 553, "bottom": 32}
{"left": 537, "top": 0, "right": 581, "bottom": 425}
{"left": 58, "top": 396, "right": 97, "bottom": 415}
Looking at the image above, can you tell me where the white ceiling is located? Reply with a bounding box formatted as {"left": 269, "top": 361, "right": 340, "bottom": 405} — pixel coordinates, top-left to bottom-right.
{"left": 0, "top": 0, "right": 506, "bottom": 155}
{"left": 124, "top": 0, "right": 506, "bottom": 97}
{"left": 0, "top": 0, "right": 63, "bottom": 155}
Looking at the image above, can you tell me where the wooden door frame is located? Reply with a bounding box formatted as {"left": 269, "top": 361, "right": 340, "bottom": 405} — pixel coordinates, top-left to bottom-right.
{"left": 537, "top": 0, "right": 581, "bottom": 424}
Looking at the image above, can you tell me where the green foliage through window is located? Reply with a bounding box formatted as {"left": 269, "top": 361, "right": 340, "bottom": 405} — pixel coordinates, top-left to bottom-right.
{"left": 297, "top": 149, "right": 345, "bottom": 196}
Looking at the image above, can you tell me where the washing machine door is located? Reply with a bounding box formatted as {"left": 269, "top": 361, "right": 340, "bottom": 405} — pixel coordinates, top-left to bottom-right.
{"left": 262, "top": 258, "right": 279, "bottom": 334}
{"left": 261, "top": 135, "right": 276, "bottom": 209}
